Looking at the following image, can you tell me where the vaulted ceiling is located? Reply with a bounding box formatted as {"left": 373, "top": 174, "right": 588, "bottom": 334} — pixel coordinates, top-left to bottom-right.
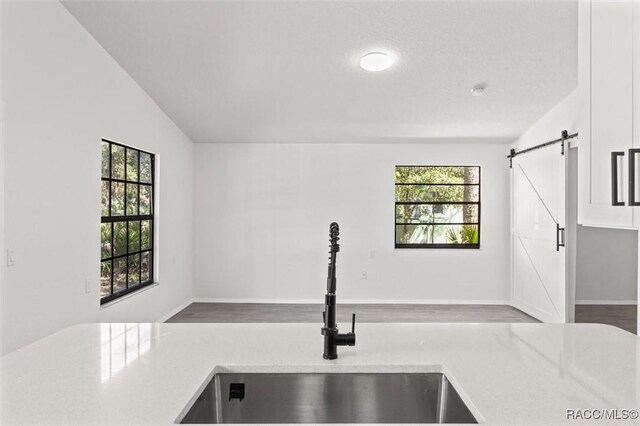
{"left": 62, "top": 0, "right": 577, "bottom": 144}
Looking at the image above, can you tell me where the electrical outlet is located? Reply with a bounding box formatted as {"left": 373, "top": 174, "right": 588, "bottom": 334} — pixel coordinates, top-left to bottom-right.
{"left": 361, "top": 271, "right": 367, "bottom": 280}
{"left": 84, "top": 279, "right": 92, "bottom": 294}
{"left": 6, "top": 250, "right": 15, "bottom": 267}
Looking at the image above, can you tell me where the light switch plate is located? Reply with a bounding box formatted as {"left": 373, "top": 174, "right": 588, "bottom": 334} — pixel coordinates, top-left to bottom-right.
{"left": 6, "top": 250, "right": 15, "bottom": 267}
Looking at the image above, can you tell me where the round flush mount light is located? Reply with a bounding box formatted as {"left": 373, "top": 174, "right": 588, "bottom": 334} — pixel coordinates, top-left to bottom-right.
{"left": 471, "top": 84, "right": 486, "bottom": 96}
{"left": 360, "top": 52, "right": 392, "bottom": 72}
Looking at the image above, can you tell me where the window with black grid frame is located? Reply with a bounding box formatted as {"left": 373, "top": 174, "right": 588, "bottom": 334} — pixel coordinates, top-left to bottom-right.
{"left": 100, "top": 139, "right": 155, "bottom": 304}
{"left": 395, "top": 165, "right": 480, "bottom": 248}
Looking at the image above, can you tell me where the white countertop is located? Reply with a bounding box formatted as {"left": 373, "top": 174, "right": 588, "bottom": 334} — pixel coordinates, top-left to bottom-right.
{"left": 0, "top": 322, "right": 639, "bottom": 425}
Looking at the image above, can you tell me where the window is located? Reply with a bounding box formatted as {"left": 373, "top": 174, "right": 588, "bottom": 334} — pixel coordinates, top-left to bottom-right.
{"left": 395, "top": 166, "right": 480, "bottom": 249}
{"left": 100, "top": 139, "right": 155, "bottom": 304}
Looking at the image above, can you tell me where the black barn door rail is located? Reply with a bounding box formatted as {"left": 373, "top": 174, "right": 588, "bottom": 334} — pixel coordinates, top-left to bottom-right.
{"left": 507, "top": 130, "right": 578, "bottom": 168}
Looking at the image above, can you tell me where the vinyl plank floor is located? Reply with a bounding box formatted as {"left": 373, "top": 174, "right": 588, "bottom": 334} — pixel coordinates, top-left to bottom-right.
{"left": 575, "top": 305, "right": 637, "bottom": 334}
{"left": 166, "top": 303, "right": 539, "bottom": 324}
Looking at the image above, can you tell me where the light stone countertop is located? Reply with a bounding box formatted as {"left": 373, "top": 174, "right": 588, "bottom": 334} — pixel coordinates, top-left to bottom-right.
{"left": 0, "top": 322, "right": 639, "bottom": 425}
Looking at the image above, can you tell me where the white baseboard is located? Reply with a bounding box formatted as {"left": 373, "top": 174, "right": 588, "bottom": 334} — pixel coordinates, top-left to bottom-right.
{"left": 191, "top": 298, "right": 510, "bottom": 305}
{"left": 157, "top": 298, "right": 194, "bottom": 322}
{"left": 575, "top": 300, "right": 637, "bottom": 305}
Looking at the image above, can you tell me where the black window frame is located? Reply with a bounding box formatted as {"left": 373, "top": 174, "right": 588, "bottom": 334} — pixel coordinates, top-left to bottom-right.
{"left": 100, "top": 139, "right": 155, "bottom": 304}
{"left": 395, "top": 165, "right": 481, "bottom": 249}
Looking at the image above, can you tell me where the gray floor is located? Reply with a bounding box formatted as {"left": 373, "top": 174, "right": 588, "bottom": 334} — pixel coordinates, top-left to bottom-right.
{"left": 575, "top": 304, "right": 637, "bottom": 334}
{"left": 166, "top": 303, "right": 539, "bottom": 324}
{"left": 166, "top": 303, "right": 639, "bottom": 335}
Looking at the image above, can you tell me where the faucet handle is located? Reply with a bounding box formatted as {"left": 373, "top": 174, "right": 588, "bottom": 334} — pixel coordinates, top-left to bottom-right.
{"left": 351, "top": 313, "right": 356, "bottom": 334}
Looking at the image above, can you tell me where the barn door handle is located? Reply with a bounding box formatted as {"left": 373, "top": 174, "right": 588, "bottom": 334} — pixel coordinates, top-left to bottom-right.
{"left": 556, "top": 224, "right": 565, "bottom": 252}
{"left": 612, "top": 151, "right": 625, "bottom": 206}
{"left": 629, "top": 149, "right": 640, "bottom": 206}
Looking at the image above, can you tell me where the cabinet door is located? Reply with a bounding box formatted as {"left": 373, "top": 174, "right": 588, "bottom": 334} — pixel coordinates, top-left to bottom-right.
{"left": 578, "top": 0, "right": 634, "bottom": 228}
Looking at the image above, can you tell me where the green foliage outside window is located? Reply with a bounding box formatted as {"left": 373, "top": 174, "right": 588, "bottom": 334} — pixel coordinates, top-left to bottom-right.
{"left": 395, "top": 166, "right": 480, "bottom": 248}
{"left": 100, "top": 140, "right": 155, "bottom": 303}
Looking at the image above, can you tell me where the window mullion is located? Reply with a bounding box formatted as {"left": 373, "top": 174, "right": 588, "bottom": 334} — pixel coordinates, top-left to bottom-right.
{"left": 125, "top": 220, "right": 129, "bottom": 290}
{"left": 110, "top": 222, "right": 114, "bottom": 297}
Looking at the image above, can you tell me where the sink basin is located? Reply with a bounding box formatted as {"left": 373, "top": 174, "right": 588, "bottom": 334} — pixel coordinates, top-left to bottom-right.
{"left": 178, "top": 372, "right": 478, "bottom": 424}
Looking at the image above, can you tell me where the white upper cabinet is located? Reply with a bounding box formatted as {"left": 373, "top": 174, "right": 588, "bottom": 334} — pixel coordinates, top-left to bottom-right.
{"left": 578, "top": 0, "right": 636, "bottom": 228}
{"left": 633, "top": 1, "right": 640, "bottom": 227}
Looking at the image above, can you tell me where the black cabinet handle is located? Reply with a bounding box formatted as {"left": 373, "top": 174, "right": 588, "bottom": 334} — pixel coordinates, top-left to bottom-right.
{"left": 556, "top": 224, "right": 565, "bottom": 252}
{"left": 612, "top": 151, "right": 625, "bottom": 206}
{"left": 629, "top": 149, "right": 640, "bottom": 206}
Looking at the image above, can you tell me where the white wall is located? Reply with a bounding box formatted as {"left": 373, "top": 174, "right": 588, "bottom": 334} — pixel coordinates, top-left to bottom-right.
{"left": 1, "top": 0, "right": 194, "bottom": 354}
{"left": 0, "top": 0, "right": 5, "bottom": 356}
{"left": 193, "top": 143, "right": 510, "bottom": 303}
{"left": 511, "top": 90, "right": 579, "bottom": 153}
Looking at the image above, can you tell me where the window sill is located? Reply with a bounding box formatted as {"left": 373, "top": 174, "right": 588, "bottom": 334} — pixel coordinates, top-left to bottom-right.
{"left": 100, "top": 282, "right": 160, "bottom": 310}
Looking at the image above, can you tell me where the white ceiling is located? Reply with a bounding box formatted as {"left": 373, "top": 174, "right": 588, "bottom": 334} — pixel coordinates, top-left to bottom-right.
{"left": 62, "top": 0, "right": 577, "bottom": 144}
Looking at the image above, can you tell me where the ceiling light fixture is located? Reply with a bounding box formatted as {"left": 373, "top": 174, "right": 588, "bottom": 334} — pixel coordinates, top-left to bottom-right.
{"left": 360, "top": 52, "right": 392, "bottom": 72}
{"left": 471, "top": 84, "right": 486, "bottom": 96}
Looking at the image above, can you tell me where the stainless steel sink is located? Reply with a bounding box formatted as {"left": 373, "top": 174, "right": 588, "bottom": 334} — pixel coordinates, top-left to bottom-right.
{"left": 178, "top": 372, "right": 478, "bottom": 424}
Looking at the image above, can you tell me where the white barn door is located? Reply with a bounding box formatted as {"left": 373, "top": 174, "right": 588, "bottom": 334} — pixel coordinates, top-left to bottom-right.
{"left": 511, "top": 147, "right": 567, "bottom": 323}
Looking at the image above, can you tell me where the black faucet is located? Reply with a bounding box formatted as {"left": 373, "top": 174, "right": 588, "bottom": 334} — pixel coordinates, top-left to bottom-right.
{"left": 321, "top": 222, "right": 356, "bottom": 360}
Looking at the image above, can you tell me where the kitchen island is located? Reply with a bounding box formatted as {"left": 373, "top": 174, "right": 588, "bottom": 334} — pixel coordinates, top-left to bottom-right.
{"left": 0, "top": 322, "right": 638, "bottom": 425}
